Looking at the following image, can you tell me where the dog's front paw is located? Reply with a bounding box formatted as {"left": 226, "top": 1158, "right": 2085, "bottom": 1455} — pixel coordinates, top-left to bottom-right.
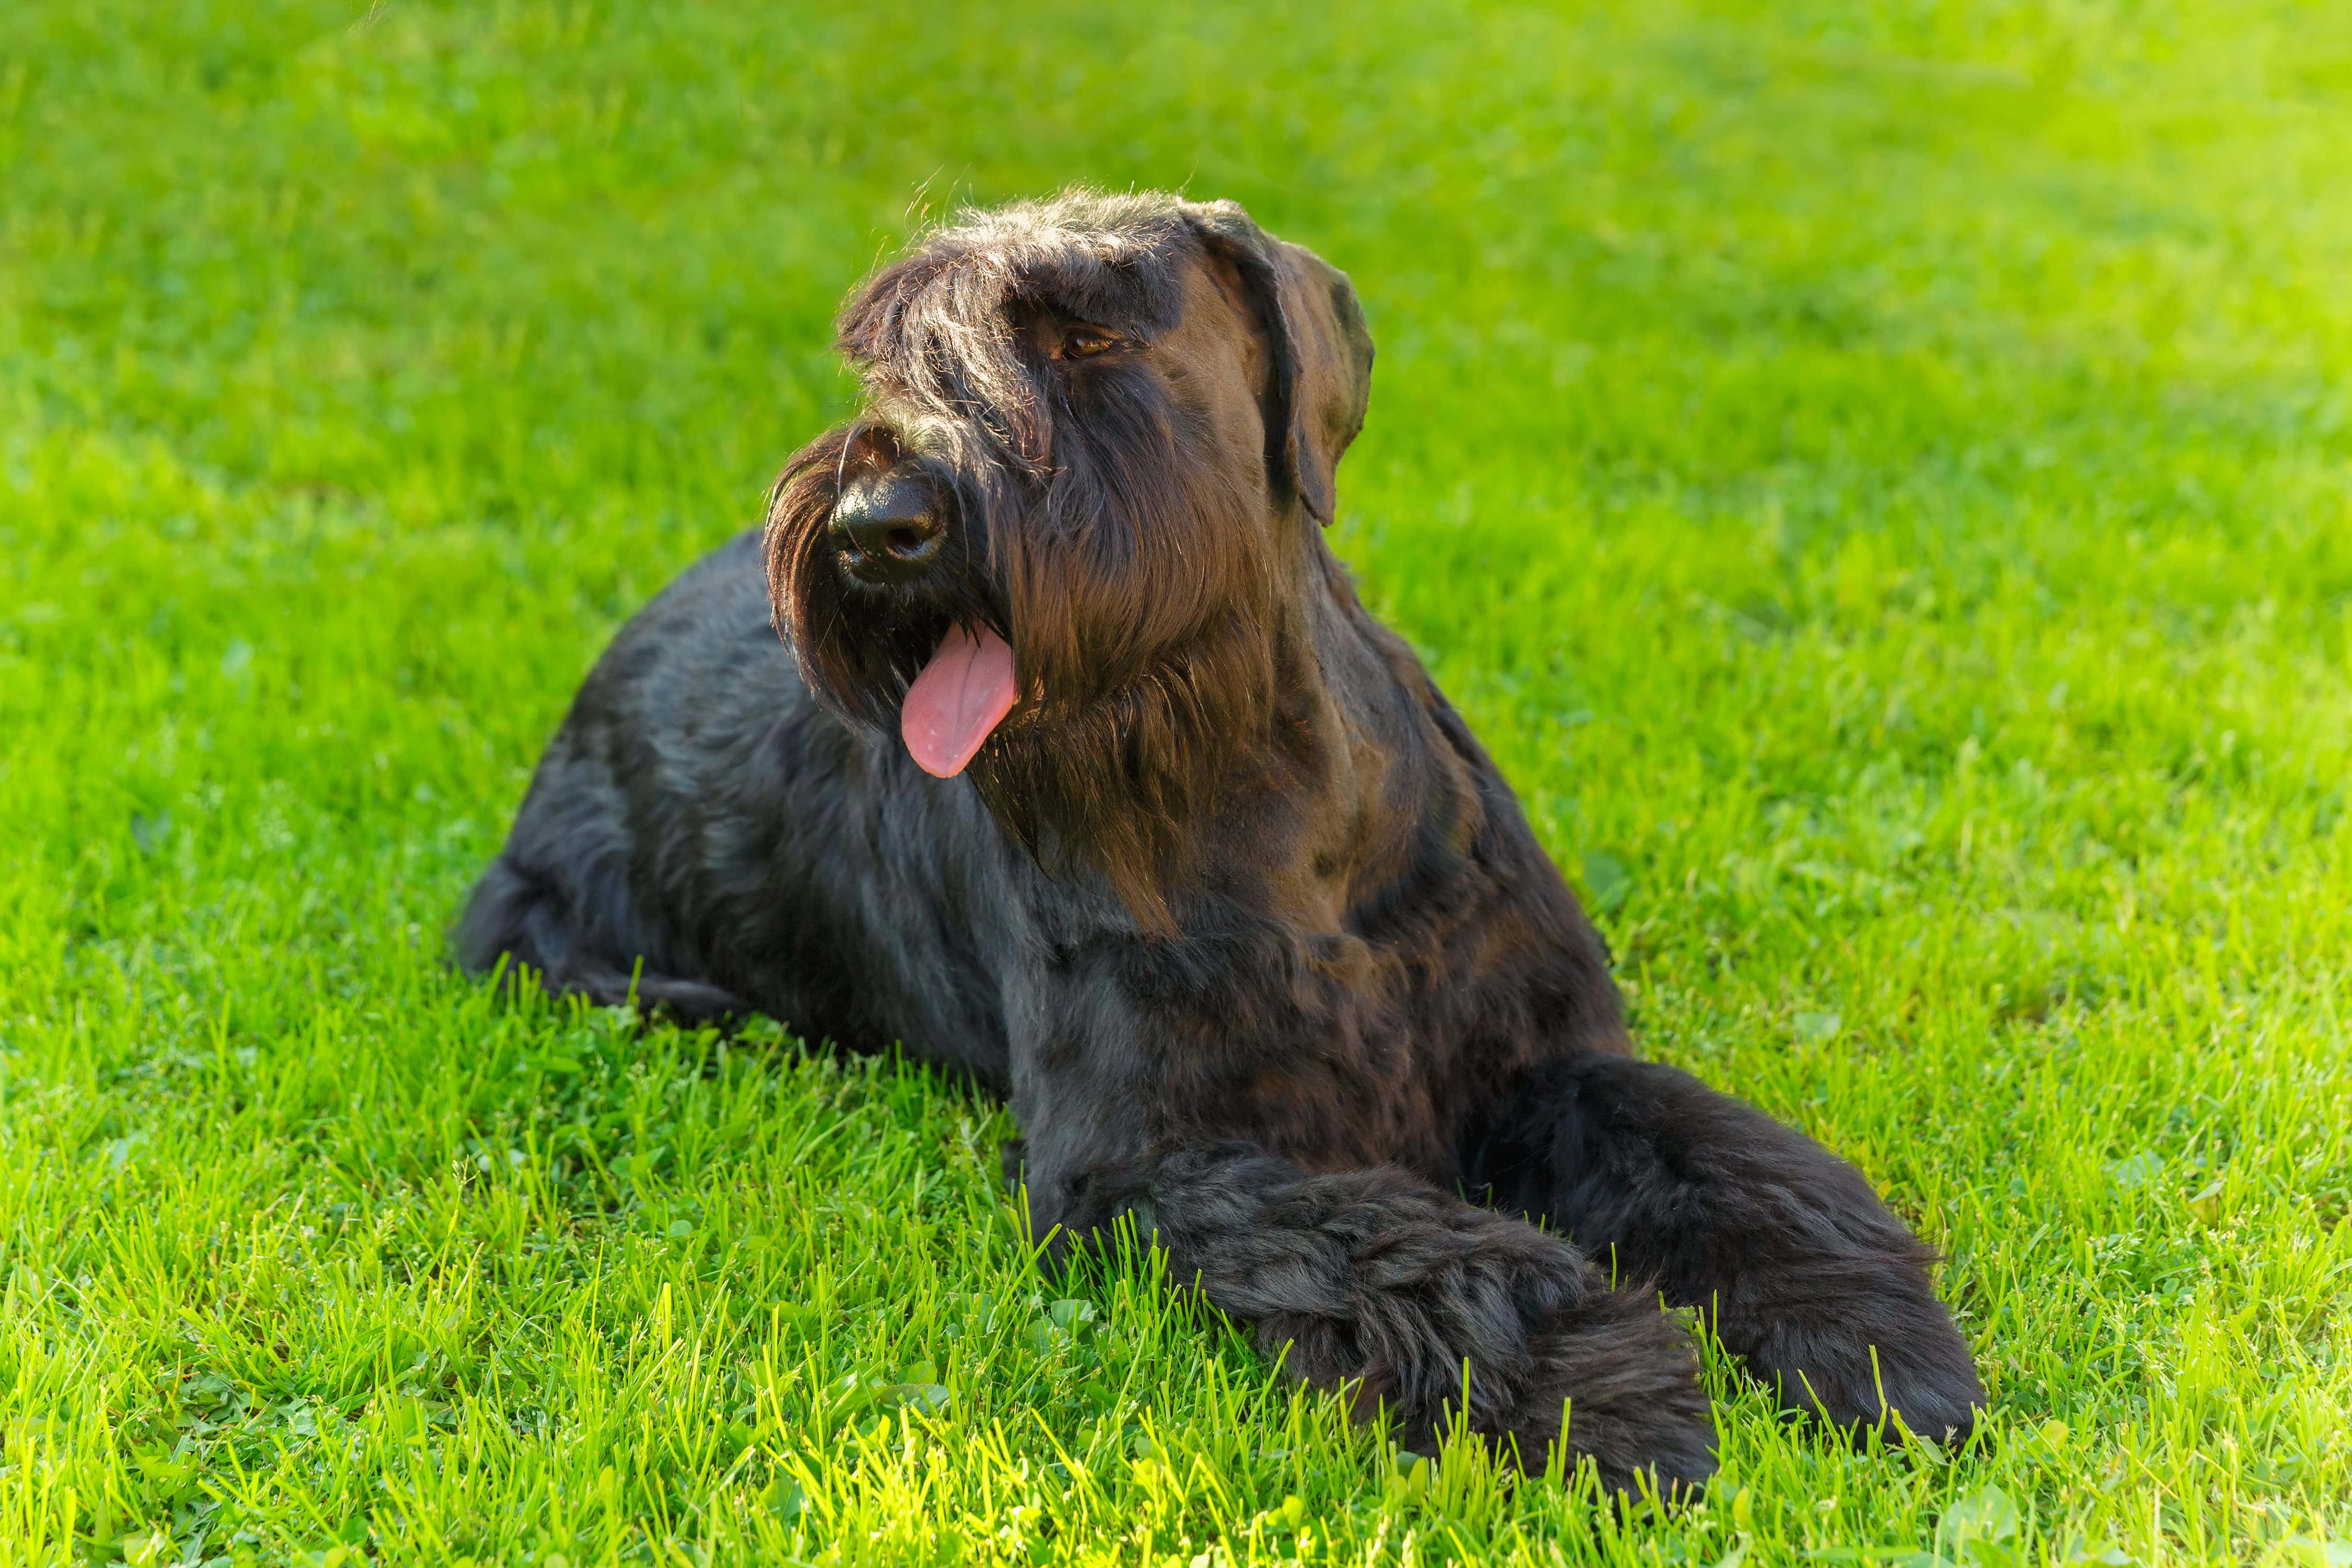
{"left": 1502, "top": 1290, "right": 1717, "bottom": 1497}
{"left": 1381, "top": 1285, "right": 1715, "bottom": 1498}
{"left": 1796, "top": 1337, "right": 1984, "bottom": 1447}
{"left": 1737, "top": 1276, "right": 1985, "bottom": 1445}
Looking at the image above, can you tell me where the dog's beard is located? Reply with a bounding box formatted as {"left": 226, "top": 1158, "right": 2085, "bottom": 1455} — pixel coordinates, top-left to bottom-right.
{"left": 765, "top": 411, "right": 1283, "bottom": 933}
{"left": 962, "top": 604, "right": 1276, "bottom": 930}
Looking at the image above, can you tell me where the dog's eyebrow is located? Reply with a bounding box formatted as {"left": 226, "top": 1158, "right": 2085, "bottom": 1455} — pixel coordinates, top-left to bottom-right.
{"left": 1010, "top": 285, "right": 1123, "bottom": 321}
{"left": 1002, "top": 252, "right": 1174, "bottom": 337}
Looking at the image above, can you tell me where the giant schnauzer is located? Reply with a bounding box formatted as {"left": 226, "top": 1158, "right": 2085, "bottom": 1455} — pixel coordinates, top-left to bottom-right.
{"left": 457, "top": 190, "right": 1984, "bottom": 1494}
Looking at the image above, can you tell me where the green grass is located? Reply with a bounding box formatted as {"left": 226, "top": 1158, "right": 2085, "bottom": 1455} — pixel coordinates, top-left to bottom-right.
{"left": 3, "top": 0, "right": 2350, "bottom": 1563}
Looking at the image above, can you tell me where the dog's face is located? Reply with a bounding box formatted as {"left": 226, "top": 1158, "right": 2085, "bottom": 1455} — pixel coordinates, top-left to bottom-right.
{"left": 764, "top": 192, "right": 1374, "bottom": 920}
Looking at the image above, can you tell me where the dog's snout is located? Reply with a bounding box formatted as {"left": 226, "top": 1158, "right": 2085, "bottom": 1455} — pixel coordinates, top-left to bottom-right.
{"left": 829, "top": 469, "right": 947, "bottom": 585}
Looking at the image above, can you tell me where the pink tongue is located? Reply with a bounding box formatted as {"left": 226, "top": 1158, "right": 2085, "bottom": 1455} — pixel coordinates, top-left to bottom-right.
{"left": 901, "top": 624, "right": 1018, "bottom": 778}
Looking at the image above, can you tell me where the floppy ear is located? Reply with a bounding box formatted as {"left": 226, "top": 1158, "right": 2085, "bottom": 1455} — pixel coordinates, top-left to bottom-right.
{"left": 1186, "top": 202, "right": 1375, "bottom": 525}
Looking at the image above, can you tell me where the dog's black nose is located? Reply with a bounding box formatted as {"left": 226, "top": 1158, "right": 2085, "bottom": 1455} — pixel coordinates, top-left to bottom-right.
{"left": 829, "top": 469, "right": 947, "bottom": 585}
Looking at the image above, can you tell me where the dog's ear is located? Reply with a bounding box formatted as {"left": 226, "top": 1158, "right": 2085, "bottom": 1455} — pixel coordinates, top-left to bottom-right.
{"left": 1187, "top": 202, "right": 1375, "bottom": 525}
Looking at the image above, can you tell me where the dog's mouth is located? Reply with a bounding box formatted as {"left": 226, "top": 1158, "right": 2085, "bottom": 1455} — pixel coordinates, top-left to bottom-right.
{"left": 901, "top": 623, "right": 1019, "bottom": 778}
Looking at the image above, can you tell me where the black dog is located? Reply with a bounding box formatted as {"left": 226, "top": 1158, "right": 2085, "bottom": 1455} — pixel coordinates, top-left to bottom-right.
{"left": 457, "top": 191, "right": 1982, "bottom": 1494}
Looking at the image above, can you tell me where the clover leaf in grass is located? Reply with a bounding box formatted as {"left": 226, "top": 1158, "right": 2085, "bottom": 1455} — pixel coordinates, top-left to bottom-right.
{"left": 877, "top": 1380, "right": 952, "bottom": 1414}
{"left": 1935, "top": 1484, "right": 2020, "bottom": 1566}
{"left": 1795, "top": 1010, "right": 1843, "bottom": 1046}
{"left": 737, "top": 1014, "right": 791, "bottom": 1047}
{"left": 1579, "top": 851, "right": 1633, "bottom": 912}
{"left": 2260, "top": 1542, "right": 2352, "bottom": 1568}
{"left": 2056, "top": 1541, "right": 2135, "bottom": 1568}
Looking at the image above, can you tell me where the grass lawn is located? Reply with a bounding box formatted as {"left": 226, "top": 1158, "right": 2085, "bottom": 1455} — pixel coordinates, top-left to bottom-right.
{"left": 5, "top": 0, "right": 2351, "bottom": 1563}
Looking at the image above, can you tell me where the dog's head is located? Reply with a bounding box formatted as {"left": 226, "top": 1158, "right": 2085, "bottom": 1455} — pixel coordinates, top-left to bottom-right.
{"left": 764, "top": 190, "right": 1374, "bottom": 924}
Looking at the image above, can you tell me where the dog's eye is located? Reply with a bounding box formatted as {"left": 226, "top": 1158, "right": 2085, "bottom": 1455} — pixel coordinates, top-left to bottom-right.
{"left": 1064, "top": 330, "right": 1117, "bottom": 359}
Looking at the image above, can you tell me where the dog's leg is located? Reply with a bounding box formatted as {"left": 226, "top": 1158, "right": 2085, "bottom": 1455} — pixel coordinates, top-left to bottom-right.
{"left": 1124, "top": 1144, "right": 1716, "bottom": 1495}
{"left": 456, "top": 850, "right": 749, "bottom": 1023}
{"left": 1470, "top": 1056, "right": 1984, "bottom": 1443}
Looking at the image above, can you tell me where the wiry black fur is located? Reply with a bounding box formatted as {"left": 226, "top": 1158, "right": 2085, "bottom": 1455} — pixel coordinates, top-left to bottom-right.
{"left": 456, "top": 190, "right": 1983, "bottom": 1495}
